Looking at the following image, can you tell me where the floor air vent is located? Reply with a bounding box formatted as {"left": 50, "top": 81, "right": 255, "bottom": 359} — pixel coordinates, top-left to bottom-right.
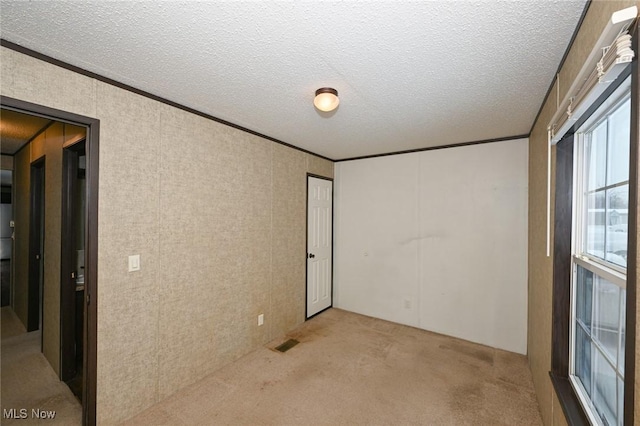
{"left": 274, "top": 339, "right": 299, "bottom": 353}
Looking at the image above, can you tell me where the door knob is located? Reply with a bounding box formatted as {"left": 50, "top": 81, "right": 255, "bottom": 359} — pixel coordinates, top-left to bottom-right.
{"left": 308, "top": 253, "right": 315, "bottom": 259}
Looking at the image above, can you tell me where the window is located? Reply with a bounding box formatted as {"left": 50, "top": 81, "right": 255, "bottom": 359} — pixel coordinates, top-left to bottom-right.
{"left": 570, "top": 81, "right": 630, "bottom": 426}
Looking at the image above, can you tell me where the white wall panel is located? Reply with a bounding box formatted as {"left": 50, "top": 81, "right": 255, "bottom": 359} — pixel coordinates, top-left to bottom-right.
{"left": 334, "top": 153, "right": 420, "bottom": 327}
{"left": 334, "top": 139, "right": 528, "bottom": 354}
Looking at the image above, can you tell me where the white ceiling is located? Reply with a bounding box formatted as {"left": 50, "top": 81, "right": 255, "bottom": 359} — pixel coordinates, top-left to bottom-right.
{"left": 0, "top": 1, "right": 587, "bottom": 160}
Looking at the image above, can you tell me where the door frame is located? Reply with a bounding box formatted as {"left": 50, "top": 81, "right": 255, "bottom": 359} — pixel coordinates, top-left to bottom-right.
{"left": 28, "top": 157, "right": 45, "bottom": 333}
{"left": 305, "top": 173, "right": 334, "bottom": 320}
{"left": 60, "top": 140, "right": 85, "bottom": 383}
{"left": 1, "top": 96, "right": 99, "bottom": 426}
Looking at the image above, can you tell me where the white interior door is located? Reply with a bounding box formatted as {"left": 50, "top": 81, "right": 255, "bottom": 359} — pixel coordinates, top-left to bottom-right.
{"left": 307, "top": 176, "right": 333, "bottom": 318}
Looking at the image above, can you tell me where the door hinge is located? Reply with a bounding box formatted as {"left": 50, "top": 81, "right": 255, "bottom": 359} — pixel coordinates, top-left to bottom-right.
{"left": 86, "top": 293, "right": 90, "bottom": 305}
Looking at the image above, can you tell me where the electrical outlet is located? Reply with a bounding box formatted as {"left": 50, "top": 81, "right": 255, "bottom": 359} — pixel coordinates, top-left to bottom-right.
{"left": 404, "top": 299, "right": 412, "bottom": 309}
{"left": 258, "top": 314, "right": 264, "bottom": 326}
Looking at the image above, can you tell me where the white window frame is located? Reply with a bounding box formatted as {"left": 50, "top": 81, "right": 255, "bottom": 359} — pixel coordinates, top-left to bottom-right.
{"left": 569, "top": 77, "right": 630, "bottom": 426}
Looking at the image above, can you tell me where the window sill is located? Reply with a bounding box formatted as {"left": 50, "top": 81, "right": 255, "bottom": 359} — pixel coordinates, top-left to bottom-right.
{"left": 549, "top": 372, "right": 590, "bottom": 426}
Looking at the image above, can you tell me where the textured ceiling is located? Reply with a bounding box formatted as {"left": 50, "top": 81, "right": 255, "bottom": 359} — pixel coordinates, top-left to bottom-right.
{"left": 0, "top": 1, "right": 587, "bottom": 160}
{"left": 0, "top": 109, "right": 51, "bottom": 155}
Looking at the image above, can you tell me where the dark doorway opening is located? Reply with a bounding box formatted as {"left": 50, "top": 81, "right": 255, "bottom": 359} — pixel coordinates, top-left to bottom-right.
{"left": 1, "top": 96, "right": 99, "bottom": 426}
{"left": 61, "top": 140, "right": 86, "bottom": 401}
{"left": 28, "top": 158, "right": 45, "bottom": 333}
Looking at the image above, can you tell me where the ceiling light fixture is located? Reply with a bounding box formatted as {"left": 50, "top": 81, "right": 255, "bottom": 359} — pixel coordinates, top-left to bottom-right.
{"left": 313, "top": 87, "right": 339, "bottom": 112}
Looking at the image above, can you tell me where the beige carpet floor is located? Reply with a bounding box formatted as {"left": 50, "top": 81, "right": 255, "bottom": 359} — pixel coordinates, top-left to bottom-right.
{"left": 124, "top": 308, "right": 542, "bottom": 425}
{"left": 1, "top": 306, "right": 82, "bottom": 425}
{"left": 1, "top": 306, "right": 26, "bottom": 339}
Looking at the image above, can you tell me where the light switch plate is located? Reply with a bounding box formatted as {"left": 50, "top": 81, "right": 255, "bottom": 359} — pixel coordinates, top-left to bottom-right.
{"left": 128, "top": 255, "right": 140, "bottom": 272}
{"left": 258, "top": 314, "right": 264, "bottom": 326}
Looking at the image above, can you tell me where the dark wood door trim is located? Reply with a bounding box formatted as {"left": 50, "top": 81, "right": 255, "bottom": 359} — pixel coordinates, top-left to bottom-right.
{"left": 1, "top": 96, "right": 99, "bottom": 426}
{"left": 60, "top": 143, "right": 83, "bottom": 382}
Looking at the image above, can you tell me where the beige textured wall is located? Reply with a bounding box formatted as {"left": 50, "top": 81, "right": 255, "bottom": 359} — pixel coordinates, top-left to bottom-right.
{"left": 41, "top": 122, "right": 64, "bottom": 377}
{"left": 12, "top": 122, "right": 66, "bottom": 376}
{"left": 12, "top": 146, "right": 30, "bottom": 327}
{"left": 527, "top": 1, "right": 638, "bottom": 425}
{"left": 1, "top": 46, "right": 333, "bottom": 424}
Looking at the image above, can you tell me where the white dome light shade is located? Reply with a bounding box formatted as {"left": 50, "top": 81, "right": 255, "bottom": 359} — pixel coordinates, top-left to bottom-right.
{"left": 313, "top": 87, "right": 339, "bottom": 112}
